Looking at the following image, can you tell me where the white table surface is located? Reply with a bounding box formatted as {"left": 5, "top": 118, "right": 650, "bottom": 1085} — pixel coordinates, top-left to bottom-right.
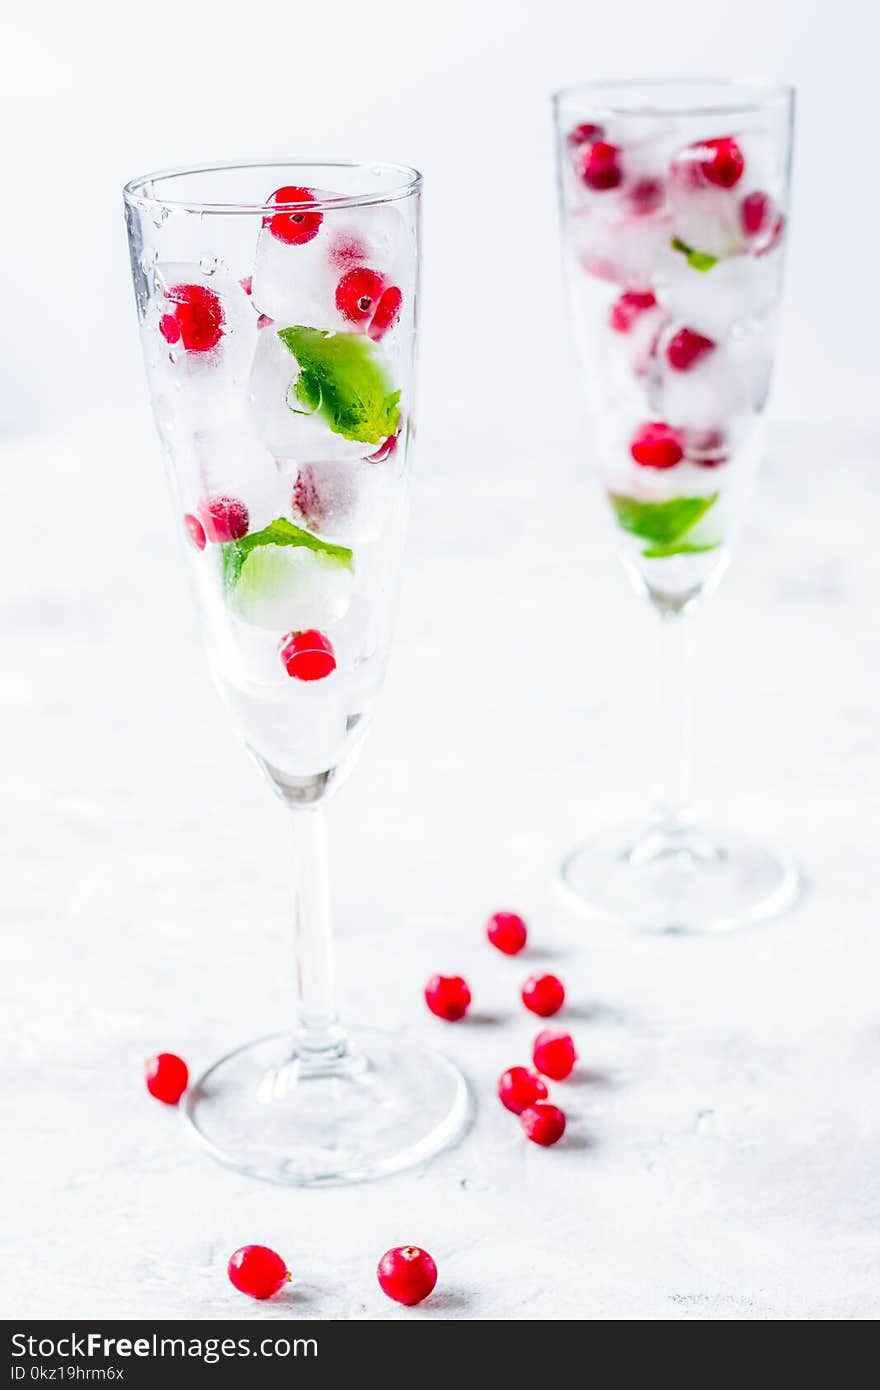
{"left": 2, "top": 411, "right": 879, "bottom": 1321}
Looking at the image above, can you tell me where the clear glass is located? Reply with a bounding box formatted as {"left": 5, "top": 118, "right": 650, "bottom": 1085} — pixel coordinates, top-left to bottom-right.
{"left": 124, "top": 161, "right": 468, "bottom": 1182}
{"left": 554, "top": 80, "right": 800, "bottom": 932}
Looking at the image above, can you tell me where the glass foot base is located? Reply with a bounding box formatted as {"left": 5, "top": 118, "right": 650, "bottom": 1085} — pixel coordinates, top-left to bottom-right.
{"left": 184, "top": 1029, "right": 470, "bottom": 1186}
{"left": 560, "top": 822, "right": 801, "bottom": 933}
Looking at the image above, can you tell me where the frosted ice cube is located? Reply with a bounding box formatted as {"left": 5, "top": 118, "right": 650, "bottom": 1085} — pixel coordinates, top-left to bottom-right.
{"left": 291, "top": 458, "right": 392, "bottom": 544}
{"left": 655, "top": 248, "right": 782, "bottom": 339}
{"left": 648, "top": 332, "right": 751, "bottom": 435}
{"left": 186, "top": 424, "right": 283, "bottom": 532}
{"left": 571, "top": 203, "right": 673, "bottom": 290}
{"left": 246, "top": 328, "right": 370, "bottom": 463}
{"left": 231, "top": 544, "right": 353, "bottom": 631}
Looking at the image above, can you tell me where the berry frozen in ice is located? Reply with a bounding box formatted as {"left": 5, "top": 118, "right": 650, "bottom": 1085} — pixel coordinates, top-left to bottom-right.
{"left": 145, "top": 1052, "right": 188, "bottom": 1104}
{"left": 365, "top": 430, "right": 400, "bottom": 464}
{"left": 369, "top": 285, "right": 402, "bottom": 341}
{"left": 568, "top": 121, "right": 604, "bottom": 148}
{"left": 740, "top": 189, "right": 772, "bottom": 238}
{"left": 159, "top": 283, "right": 224, "bottom": 353}
{"left": 576, "top": 140, "right": 623, "bottom": 191}
{"left": 335, "top": 267, "right": 387, "bottom": 326}
{"left": 609, "top": 290, "right": 657, "bottom": 334}
{"left": 486, "top": 910, "right": 528, "bottom": 955}
{"left": 630, "top": 421, "right": 684, "bottom": 469}
{"left": 280, "top": 629, "right": 337, "bottom": 682}
{"left": 377, "top": 1246, "right": 438, "bottom": 1306}
{"left": 424, "top": 974, "right": 471, "bottom": 1021}
{"left": 521, "top": 973, "right": 565, "bottom": 1018}
{"left": 199, "top": 494, "right": 249, "bottom": 543}
{"left": 498, "top": 1066, "right": 548, "bottom": 1115}
{"left": 665, "top": 327, "right": 716, "bottom": 372}
{"left": 520, "top": 1102, "right": 566, "bottom": 1146}
{"left": 265, "top": 185, "right": 323, "bottom": 245}
{"left": 627, "top": 177, "right": 664, "bottom": 216}
{"left": 184, "top": 513, "right": 207, "bottom": 551}
{"left": 227, "top": 1245, "right": 291, "bottom": 1300}
{"left": 690, "top": 136, "right": 745, "bottom": 189}
{"left": 532, "top": 1029, "right": 577, "bottom": 1080}
{"left": 684, "top": 427, "right": 729, "bottom": 467}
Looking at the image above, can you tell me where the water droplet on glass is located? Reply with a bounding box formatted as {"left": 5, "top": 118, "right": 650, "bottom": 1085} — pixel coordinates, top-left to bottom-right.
{"left": 151, "top": 206, "right": 168, "bottom": 230}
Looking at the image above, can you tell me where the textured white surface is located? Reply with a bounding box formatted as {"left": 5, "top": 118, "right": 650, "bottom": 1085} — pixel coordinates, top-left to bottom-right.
{"left": 2, "top": 413, "right": 879, "bottom": 1320}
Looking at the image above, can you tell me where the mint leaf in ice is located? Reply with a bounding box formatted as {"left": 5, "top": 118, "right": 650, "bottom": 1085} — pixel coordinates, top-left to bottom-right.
{"left": 641, "top": 540, "right": 720, "bottom": 559}
{"left": 671, "top": 237, "right": 718, "bottom": 272}
{"left": 221, "top": 516, "right": 352, "bottom": 589}
{"left": 277, "top": 326, "right": 401, "bottom": 445}
{"left": 608, "top": 493, "right": 719, "bottom": 551}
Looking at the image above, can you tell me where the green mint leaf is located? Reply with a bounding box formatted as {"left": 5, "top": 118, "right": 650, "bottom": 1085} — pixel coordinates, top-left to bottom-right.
{"left": 608, "top": 493, "right": 719, "bottom": 547}
{"left": 221, "top": 516, "right": 353, "bottom": 589}
{"left": 277, "top": 326, "right": 401, "bottom": 444}
{"left": 641, "top": 540, "right": 720, "bottom": 559}
{"left": 670, "top": 236, "right": 718, "bottom": 272}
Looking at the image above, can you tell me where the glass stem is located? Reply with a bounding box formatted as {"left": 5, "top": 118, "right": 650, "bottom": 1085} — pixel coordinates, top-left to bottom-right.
{"left": 292, "top": 805, "right": 347, "bottom": 1064}
{"left": 656, "top": 612, "right": 692, "bottom": 831}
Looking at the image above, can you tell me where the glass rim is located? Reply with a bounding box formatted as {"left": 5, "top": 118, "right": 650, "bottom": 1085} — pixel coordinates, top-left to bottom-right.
{"left": 122, "top": 158, "right": 423, "bottom": 215}
{"left": 552, "top": 76, "right": 795, "bottom": 119}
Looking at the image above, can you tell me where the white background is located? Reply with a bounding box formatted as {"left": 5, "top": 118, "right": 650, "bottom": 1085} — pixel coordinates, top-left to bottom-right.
{"left": 3, "top": 0, "right": 880, "bottom": 1324}
{"left": 2, "top": 0, "right": 880, "bottom": 439}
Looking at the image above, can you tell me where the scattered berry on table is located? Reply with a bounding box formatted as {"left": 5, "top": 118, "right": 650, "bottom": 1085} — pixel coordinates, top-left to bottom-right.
{"left": 227, "top": 1245, "right": 291, "bottom": 1300}
{"left": 424, "top": 974, "right": 471, "bottom": 1021}
{"left": 377, "top": 1246, "right": 438, "bottom": 1306}
{"left": 521, "top": 973, "right": 565, "bottom": 1018}
{"left": 145, "top": 1053, "right": 188, "bottom": 1105}
{"left": 498, "top": 1066, "right": 549, "bottom": 1115}
{"left": 533, "top": 1029, "right": 577, "bottom": 1080}
{"left": 486, "top": 910, "right": 528, "bottom": 955}
{"left": 520, "top": 1102, "right": 567, "bottom": 1146}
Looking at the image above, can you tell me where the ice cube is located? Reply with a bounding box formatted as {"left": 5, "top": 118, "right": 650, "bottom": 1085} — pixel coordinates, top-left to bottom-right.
{"left": 291, "top": 458, "right": 392, "bottom": 544}
{"left": 655, "top": 247, "right": 782, "bottom": 339}
{"left": 246, "top": 328, "right": 370, "bottom": 463}
{"left": 231, "top": 543, "right": 353, "bottom": 631}
{"left": 648, "top": 326, "right": 751, "bottom": 435}
{"left": 571, "top": 203, "right": 673, "bottom": 290}
{"left": 186, "top": 424, "right": 283, "bottom": 532}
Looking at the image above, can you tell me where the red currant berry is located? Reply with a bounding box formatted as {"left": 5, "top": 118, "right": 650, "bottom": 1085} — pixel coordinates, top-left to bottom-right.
{"left": 533, "top": 1029, "right": 577, "bottom": 1080}
{"left": 576, "top": 140, "right": 623, "bottom": 191}
{"left": 568, "top": 121, "right": 604, "bottom": 148}
{"left": 227, "top": 1245, "right": 291, "bottom": 1300}
{"left": 628, "top": 177, "right": 664, "bottom": 215}
{"left": 695, "top": 136, "right": 745, "bottom": 189}
{"left": 740, "top": 190, "right": 771, "bottom": 237}
{"left": 368, "top": 285, "right": 402, "bottom": 341}
{"left": 145, "top": 1053, "right": 188, "bottom": 1105}
{"left": 279, "top": 629, "right": 337, "bottom": 682}
{"left": 365, "top": 430, "right": 400, "bottom": 464}
{"left": 240, "top": 275, "right": 253, "bottom": 296}
{"left": 498, "top": 1065, "right": 548, "bottom": 1115}
{"left": 377, "top": 1246, "right": 438, "bottom": 1306}
{"left": 161, "top": 284, "right": 224, "bottom": 353}
{"left": 521, "top": 973, "right": 565, "bottom": 1018}
{"left": 684, "top": 427, "right": 729, "bottom": 468}
{"left": 609, "top": 290, "right": 657, "bottom": 334}
{"left": 665, "top": 327, "right": 716, "bottom": 372}
{"left": 335, "top": 267, "right": 386, "bottom": 326}
{"left": 630, "top": 421, "right": 684, "bottom": 469}
{"left": 184, "top": 513, "right": 206, "bottom": 551}
{"left": 256, "top": 313, "right": 274, "bottom": 330}
{"left": 486, "top": 910, "right": 528, "bottom": 955}
{"left": 520, "top": 1102, "right": 566, "bottom": 1146}
{"left": 199, "top": 495, "right": 249, "bottom": 543}
{"left": 424, "top": 974, "right": 471, "bottom": 1021}
{"left": 265, "top": 186, "right": 323, "bottom": 245}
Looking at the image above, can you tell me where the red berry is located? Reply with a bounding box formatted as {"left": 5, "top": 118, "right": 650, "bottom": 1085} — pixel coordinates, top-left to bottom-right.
{"left": 377, "top": 1246, "right": 438, "bottom": 1306}
{"left": 666, "top": 327, "right": 715, "bottom": 372}
{"left": 256, "top": 313, "right": 274, "bottom": 330}
{"left": 366, "top": 430, "right": 400, "bottom": 464}
{"left": 609, "top": 290, "right": 657, "bottom": 334}
{"left": 521, "top": 973, "right": 565, "bottom": 1018}
{"left": 291, "top": 465, "right": 324, "bottom": 530}
{"left": 695, "top": 136, "right": 745, "bottom": 189}
{"left": 335, "top": 267, "right": 386, "bottom": 326}
{"left": 227, "top": 1245, "right": 291, "bottom": 1300}
{"left": 240, "top": 275, "right": 253, "bottom": 296}
{"left": 199, "top": 495, "right": 249, "bottom": 543}
{"left": 184, "top": 512, "right": 206, "bottom": 551}
{"left": 520, "top": 1102, "right": 566, "bottom": 1146}
{"left": 630, "top": 421, "right": 684, "bottom": 469}
{"left": 498, "top": 1066, "right": 548, "bottom": 1115}
{"left": 740, "top": 190, "right": 771, "bottom": 237}
{"left": 684, "top": 427, "right": 729, "bottom": 468}
{"left": 265, "top": 185, "right": 323, "bottom": 245}
{"left": 280, "top": 630, "right": 337, "bottom": 682}
{"left": 577, "top": 140, "right": 623, "bottom": 191}
{"left": 757, "top": 212, "right": 786, "bottom": 258}
{"left": 533, "top": 1029, "right": 577, "bottom": 1080}
{"left": 424, "top": 974, "right": 471, "bottom": 1021}
{"left": 486, "top": 910, "right": 527, "bottom": 955}
{"left": 628, "top": 177, "right": 664, "bottom": 215}
{"left": 160, "top": 283, "right": 224, "bottom": 353}
{"left": 568, "top": 121, "right": 604, "bottom": 148}
{"left": 369, "top": 285, "right": 402, "bottom": 341}
{"left": 145, "top": 1053, "right": 188, "bottom": 1105}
